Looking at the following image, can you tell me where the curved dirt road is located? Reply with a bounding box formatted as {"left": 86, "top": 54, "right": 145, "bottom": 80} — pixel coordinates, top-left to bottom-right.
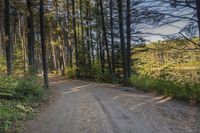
{"left": 22, "top": 77, "right": 200, "bottom": 133}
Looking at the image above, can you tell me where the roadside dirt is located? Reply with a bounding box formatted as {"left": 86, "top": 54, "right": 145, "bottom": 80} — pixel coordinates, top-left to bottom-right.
{"left": 21, "top": 77, "right": 200, "bottom": 133}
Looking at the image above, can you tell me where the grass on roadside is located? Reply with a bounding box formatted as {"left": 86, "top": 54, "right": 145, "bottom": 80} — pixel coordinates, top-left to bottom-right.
{"left": 0, "top": 76, "right": 45, "bottom": 132}
{"left": 130, "top": 75, "right": 200, "bottom": 102}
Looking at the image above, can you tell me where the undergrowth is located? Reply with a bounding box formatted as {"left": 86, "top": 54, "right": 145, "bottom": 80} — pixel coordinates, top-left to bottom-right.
{"left": 130, "top": 75, "right": 200, "bottom": 102}
{"left": 0, "top": 76, "right": 45, "bottom": 132}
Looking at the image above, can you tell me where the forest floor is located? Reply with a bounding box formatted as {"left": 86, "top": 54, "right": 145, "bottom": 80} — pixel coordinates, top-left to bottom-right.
{"left": 21, "top": 76, "right": 200, "bottom": 133}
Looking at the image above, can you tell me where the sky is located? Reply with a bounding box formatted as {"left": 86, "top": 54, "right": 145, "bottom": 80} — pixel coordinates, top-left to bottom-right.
{"left": 145, "top": 21, "right": 189, "bottom": 42}
{"left": 140, "top": 0, "right": 196, "bottom": 42}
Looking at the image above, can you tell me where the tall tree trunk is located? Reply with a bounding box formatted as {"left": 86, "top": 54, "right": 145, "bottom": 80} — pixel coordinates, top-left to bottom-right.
{"left": 79, "top": 0, "right": 86, "bottom": 69}
{"left": 117, "top": 0, "right": 128, "bottom": 84}
{"left": 71, "top": 0, "right": 78, "bottom": 68}
{"left": 110, "top": 0, "right": 115, "bottom": 78}
{"left": 86, "top": 1, "right": 91, "bottom": 68}
{"left": 49, "top": 25, "right": 57, "bottom": 70}
{"left": 51, "top": 44, "right": 57, "bottom": 70}
{"left": 89, "top": 12, "right": 95, "bottom": 65}
{"left": 19, "top": 17, "right": 27, "bottom": 74}
{"left": 0, "top": 11, "right": 6, "bottom": 56}
{"left": 40, "top": 0, "right": 49, "bottom": 89}
{"left": 65, "top": 0, "right": 73, "bottom": 68}
{"left": 99, "top": 0, "right": 114, "bottom": 81}
{"left": 27, "top": 0, "right": 35, "bottom": 74}
{"left": 96, "top": 2, "right": 102, "bottom": 73}
{"left": 126, "top": 0, "right": 131, "bottom": 78}
{"left": 4, "top": 0, "right": 12, "bottom": 75}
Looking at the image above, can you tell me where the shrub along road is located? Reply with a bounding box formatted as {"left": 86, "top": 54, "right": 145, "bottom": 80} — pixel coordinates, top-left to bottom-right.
{"left": 21, "top": 77, "right": 200, "bottom": 133}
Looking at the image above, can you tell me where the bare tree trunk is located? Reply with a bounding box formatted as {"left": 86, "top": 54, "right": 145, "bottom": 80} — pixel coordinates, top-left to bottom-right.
{"left": 79, "top": 0, "right": 86, "bottom": 69}
{"left": 126, "top": 0, "right": 131, "bottom": 78}
{"left": 117, "top": 0, "right": 128, "bottom": 84}
{"left": 71, "top": 0, "right": 78, "bottom": 68}
{"left": 98, "top": 0, "right": 114, "bottom": 81}
{"left": 0, "top": 11, "right": 6, "bottom": 56}
{"left": 86, "top": 1, "right": 92, "bottom": 68}
{"left": 89, "top": 12, "right": 95, "bottom": 65}
{"left": 96, "top": 2, "right": 102, "bottom": 73}
{"left": 51, "top": 45, "right": 57, "bottom": 70}
{"left": 110, "top": 0, "right": 115, "bottom": 78}
{"left": 4, "top": 0, "right": 12, "bottom": 75}
{"left": 40, "top": 0, "right": 49, "bottom": 89}
{"left": 27, "top": 0, "right": 35, "bottom": 74}
{"left": 19, "top": 16, "right": 26, "bottom": 74}
{"left": 65, "top": 0, "right": 73, "bottom": 68}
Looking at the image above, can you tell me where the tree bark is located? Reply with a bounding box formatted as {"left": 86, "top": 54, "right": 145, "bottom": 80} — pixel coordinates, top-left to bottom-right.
{"left": 71, "top": 0, "right": 78, "bottom": 68}
{"left": 110, "top": 0, "right": 115, "bottom": 78}
{"left": 40, "top": 0, "right": 49, "bottom": 89}
{"left": 117, "top": 0, "right": 128, "bottom": 84}
{"left": 4, "top": 0, "right": 12, "bottom": 75}
{"left": 99, "top": 0, "right": 114, "bottom": 80}
{"left": 79, "top": 0, "right": 86, "bottom": 69}
{"left": 126, "top": 0, "right": 131, "bottom": 78}
{"left": 27, "top": 0, "right": 35, "bottom": 74}
{"left": 86, "top": 1, "right": 91, "bottom": 68}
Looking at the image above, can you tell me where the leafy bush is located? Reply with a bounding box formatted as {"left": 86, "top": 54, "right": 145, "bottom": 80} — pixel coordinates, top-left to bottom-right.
{"left": 66, "top": 66, "right": 113, "bottom": 83}
{"left": 0, "top": 76, "right": 44, "bottom": 100}
{"left": 0, "top": 100, "right": 34, "bottom": 132}
{"left": 66, "top": 68, "right": 75, "bottom": 78}
{"left": 15, "top": 77, "right": 44, "bottom": 100}
{"left": 0, "top": 76, "right": 18, "bottom": 99}
{"left": 130, "top": 75, "right": 200, "bottom": 102}
{"left": 0, "top": 76, "right": 45, "bottom": 132}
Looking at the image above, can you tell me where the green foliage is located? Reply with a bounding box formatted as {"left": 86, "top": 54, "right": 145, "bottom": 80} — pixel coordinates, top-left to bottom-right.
{"left": 130, "top": 75, "right": 200, "bottom": 102}
{"left": 0, "top": 76, "right": 44, "bottom": 100}
{"left": 131, "top": 39, "right": 200, "bottom": 102}
{"left": 16, "top": 77, "right": 44, "bottom": 101}
{"left": 65, "top": 63, "right": 114, "bottom": 83}
{"left": 0, "top": 100, "right": 34, "bottom": 132}
{"left": 0, "top": 56, "right": 6, "bottom": 73}
{"left": 96, "top": 69, "right": 112, "bottom": 82}
{"left": 66, "top": 68, "right": 76, "bottom": 78}
{"left": 132, "top": 39, "right": 200, "bottom": 83}
{"left": 93, "top": 64, "right": 102, "bottom": 81}
{"left": 0, "top": 76, "right": 45, "bottom": 132}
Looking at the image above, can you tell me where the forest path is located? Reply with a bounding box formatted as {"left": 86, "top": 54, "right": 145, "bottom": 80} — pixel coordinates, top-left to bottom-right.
{"left": 22, "top": 76, "right": 200, "bottom": 133}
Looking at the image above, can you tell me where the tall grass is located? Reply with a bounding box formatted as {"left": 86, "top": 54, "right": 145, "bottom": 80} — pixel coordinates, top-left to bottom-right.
{"left": 130, "top": 75, "right": 200, "bottom": 102}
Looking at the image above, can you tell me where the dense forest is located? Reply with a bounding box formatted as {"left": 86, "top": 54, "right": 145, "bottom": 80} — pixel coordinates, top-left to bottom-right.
{"left": 0, "top": 0, "right": 200, "bottom": 132}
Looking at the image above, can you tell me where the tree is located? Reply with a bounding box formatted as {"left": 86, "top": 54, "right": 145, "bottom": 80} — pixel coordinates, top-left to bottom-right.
{"left": 0, "top": 0, "right": 173, "bottom": 84}
{"left": 117, "top": 0, "right": 128, "bottom": 84}
{"left": 27, "top": 0, "right": 35, "bottom": 74}
{"left": 99, "top": 0, "right": 114, "bottom": 81}
{"left": 40, "top": 0, "right": 49, "bottom": 89}
{"left": 4, "top": 0, "right": 12, "bottom": 75}
{"left": 71, "top": 0, "right": 78, "bottom": 68}
{"left": 126, "top": 0, "right": 131, "bottom": 78}
{"left": 110, "top": 0, "right": 115, "bottom": 79}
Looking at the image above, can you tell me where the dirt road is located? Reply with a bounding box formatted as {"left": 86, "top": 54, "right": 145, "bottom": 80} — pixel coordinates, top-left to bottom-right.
{"left": 22, "top": 77, "right": 200, "bottom": 133}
